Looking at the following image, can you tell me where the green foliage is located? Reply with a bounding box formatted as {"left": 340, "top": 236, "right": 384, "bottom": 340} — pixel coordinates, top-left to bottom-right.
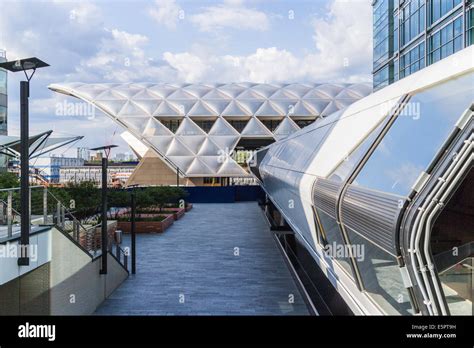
{"left": 0, "top": 172, "right": 19, "bottom": 189}
{"left": 62, "top": 181, "right": 100, "bottom": 219}
{"left": 135, "top": 186, "right": 188, "bottom": 212}
{"left": 23, "top": 181, "right": 189, "bottom": 221}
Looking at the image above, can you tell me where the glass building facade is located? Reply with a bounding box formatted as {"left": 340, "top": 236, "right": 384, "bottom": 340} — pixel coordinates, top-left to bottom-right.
{"left": 372, "top": 0, "right": 473, "bottom": 90}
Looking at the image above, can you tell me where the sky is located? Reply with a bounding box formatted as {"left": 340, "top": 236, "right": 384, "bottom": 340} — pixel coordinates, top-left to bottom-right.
{"left": 0, "top": 0, "right": 373, "bottom": 157}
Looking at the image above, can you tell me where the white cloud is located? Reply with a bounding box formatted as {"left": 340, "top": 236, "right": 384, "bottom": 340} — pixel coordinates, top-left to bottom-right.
{"left": 161, "top": 0, "right": 372, "bottom": 83}
{"left": 162, "top": 52, "right": 208, "bottom": 82}
{"left": 306, "top": 0, "right": 373, "bottom": 81}
{"left": 148, "top": 0, "right": 183, "bottom": 29}
{"left": 189, "top": 5, "right": 270, "bottom": 32}
{"left": 1, "top": 0, "right": 373, "bottom": 155}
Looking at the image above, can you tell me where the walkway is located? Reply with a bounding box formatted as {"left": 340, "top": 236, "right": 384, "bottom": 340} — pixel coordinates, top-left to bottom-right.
{"left": 95, "top": 202, "right": 309, "bottom": 315}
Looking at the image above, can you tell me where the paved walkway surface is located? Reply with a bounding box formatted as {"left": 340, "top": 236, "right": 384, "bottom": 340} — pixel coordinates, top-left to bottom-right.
{"left": 95, "top": 202, "right": 309, "bottom": 315}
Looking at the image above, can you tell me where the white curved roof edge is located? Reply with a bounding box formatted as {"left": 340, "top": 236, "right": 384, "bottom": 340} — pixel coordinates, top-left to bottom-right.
{"left": 120, "top": 131, "right": 149, "bottom": 158}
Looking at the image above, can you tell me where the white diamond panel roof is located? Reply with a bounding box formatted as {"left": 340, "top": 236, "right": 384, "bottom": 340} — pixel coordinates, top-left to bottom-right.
{"left": 49, "top": 82, "right": 371, "bottom": 176}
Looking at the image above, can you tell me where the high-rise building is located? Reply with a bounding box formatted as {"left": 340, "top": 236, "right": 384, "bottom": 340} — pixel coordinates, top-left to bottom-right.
{"left": 372, "top": 0, "right": 474, "bottom": 91}
{"left": 77, "top": 147, "right": 90, "bottom": 161}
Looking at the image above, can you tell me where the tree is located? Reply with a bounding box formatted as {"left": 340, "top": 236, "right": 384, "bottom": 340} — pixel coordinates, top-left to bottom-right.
{"left": 0, "top": 172, "right": 19, "bottom": 189}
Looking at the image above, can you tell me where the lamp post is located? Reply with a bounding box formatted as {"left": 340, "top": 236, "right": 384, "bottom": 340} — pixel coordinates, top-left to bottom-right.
{"left": 90, "top": 145, "right": 118, "bottom": 275}
{"left": 0, "top": 58, "right": 49, "bottom": 266}
{"left": 176, "top": 167, "right": 179, "bottom": 187}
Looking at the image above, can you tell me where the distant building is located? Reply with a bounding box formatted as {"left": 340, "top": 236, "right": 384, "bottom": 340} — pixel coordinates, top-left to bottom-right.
{"left": 113, "top": 152, "right": 128, "bottom": 161}
{"left": 59, "top": 162, "right": 137, "bottom": 186}
{"left": 32, "top": 156, "right": 85, "bottom": 183}
{"left": 77, "top": 147, "right": 90, "bottom": 161}
{"left": 90, "top": 151, "right": 103, "bottom": 162}
{"left": 372, "top": 0, "right": 474, "bottom": 91}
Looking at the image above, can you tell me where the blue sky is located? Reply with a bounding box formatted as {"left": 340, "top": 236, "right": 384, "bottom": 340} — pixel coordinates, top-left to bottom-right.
{"left": 0, "top": 0, "right": 373, "bottom": 156}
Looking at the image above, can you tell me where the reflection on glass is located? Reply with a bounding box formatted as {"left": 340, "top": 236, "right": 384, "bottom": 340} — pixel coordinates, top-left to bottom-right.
{"left": 353, "top": 72, "right": 474, "bottom": 196}
{"left": 439, "top": 257, "right": 473, "bottom": 315}
{"left": 0, "top": 70, "right": 6, "bottom": 95}
{"left": 0, "top": 107, "right": 6, "bottom": 135}
{"left": 347, "top": 229, "right": 413, "bottom": 315}
{"left": 329, "top": 118, "right": 387, "bottom": 183}
{"left": 316, "top": 208, "right": 354, "bottom": 278}
{"left": 432, "top": 169, "right": 473, "bottom": 315}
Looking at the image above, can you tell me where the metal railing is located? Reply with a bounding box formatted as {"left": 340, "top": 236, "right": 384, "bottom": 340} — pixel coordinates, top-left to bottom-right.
{"left": 0, "top": 184, "right": 130, "bottom": 271}
{"left": 0, "top": 185, "right": 102, "bottom": 255}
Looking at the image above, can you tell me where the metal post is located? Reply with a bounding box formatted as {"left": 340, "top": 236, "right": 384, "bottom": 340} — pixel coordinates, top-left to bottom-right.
{"left": 28, "top": 187, "right": 31, "bottom": 227}
{"left": 176, "top": 167, "right": 179, "bottom": 187}
{"left": 61, "top": 205, "right": 65, "bottom": 229}
{"left": 43, "top": 187, "right": 47, "bottom": 224}
{"left": 73, "top": 220, "right": 78, "bottom": 240}
{"left": 56, "top": 202, "right": 61, "bottom": 226}
{"left": 18, "top": 80, "right": 30, "bottom": 266}
{"left": 0, "top": 201, "right": 4, "bottom": 225}
{"left": 100, "top": 157, "right": 108, "bottom": 274}
{"left": 131, "top": 192, "right": 136, "bottom": 274}
{"left": 116, "top": 244, "right": 120, "bottom": 262}
{"left": 7, "top": 190, "right": 12, "bottom": 238}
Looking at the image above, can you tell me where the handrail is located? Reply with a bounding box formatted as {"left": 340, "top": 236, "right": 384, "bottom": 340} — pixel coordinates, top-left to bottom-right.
{"left": 0, "top": 185, "right": 43, "bottom": 192}
{"left": 46, "top": 188, "right": 91, "bottom": 232}
{"left": 0, "top": 185, "right": 107, "bottom": 255}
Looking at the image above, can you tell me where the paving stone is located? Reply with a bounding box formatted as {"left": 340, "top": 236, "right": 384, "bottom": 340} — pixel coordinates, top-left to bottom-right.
{"left": 95, "top": 202, "right": 309, "bottom": 315}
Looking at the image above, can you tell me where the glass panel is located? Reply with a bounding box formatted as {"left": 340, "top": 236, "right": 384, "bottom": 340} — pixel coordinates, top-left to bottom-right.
{"left": 330, "top": 117, "right": 388, "bottom": 183}
{"left": 432, "top": 169, "right": 473, "bottom": 315}
{"left": 0, "top": 70, "right": 6, "bottom": 95}
{"left": 347, "top": 228, "right": 413, "bottom": 315}
{"left": 454, "top": 36, "right": 463, "bottom": 53}
{"left": 353, "top": 72, "right": 474, "bottom": 196}
{"left": 0, "top": 107, "right": 6, "bottom": 135}
{"left": 316, "top": 208, "right": 354, "bottom": 278}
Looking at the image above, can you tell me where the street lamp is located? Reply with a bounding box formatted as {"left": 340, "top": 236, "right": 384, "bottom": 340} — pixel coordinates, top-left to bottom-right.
{"left": 90, "top": 144, "right": 118, "bottom": 275}
{"left": 0, "top": 57, "right": 49, "bottom": 266}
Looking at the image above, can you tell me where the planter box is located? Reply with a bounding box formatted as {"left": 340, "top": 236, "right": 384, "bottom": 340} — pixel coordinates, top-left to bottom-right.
{"left": 118, "top": 215, "right": 174, "bottom": 233}
{"left": 173, "top": 208, "right": 185, "bottom": 220}
{"left": 162, "top": 207, "right": 185, "bottom": 220}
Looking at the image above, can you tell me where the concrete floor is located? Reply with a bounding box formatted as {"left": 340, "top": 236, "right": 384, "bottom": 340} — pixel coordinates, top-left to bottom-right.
{"left": 95, "top": 202, "right": 309, "bottom": 315}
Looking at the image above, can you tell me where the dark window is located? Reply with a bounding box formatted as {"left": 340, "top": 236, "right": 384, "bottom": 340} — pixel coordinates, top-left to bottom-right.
{"left": 160, "top": 119, "right": 181, "bottom": 133}
{"left": 293, "top": 119, "right": 314, "bottom": 129}
{"left": 228, "top": 120, "right": 249, "bottom": 133}
{"left": 261, "top": 119, "right": 282, "bottom": 132}
{"left": 193, "top": 120, "right": 215, "bottom": 133}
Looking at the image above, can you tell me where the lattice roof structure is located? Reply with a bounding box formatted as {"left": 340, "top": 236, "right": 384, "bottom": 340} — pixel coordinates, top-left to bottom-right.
{"left": 49, "top": 82, "right": 371, "bottom": 177}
